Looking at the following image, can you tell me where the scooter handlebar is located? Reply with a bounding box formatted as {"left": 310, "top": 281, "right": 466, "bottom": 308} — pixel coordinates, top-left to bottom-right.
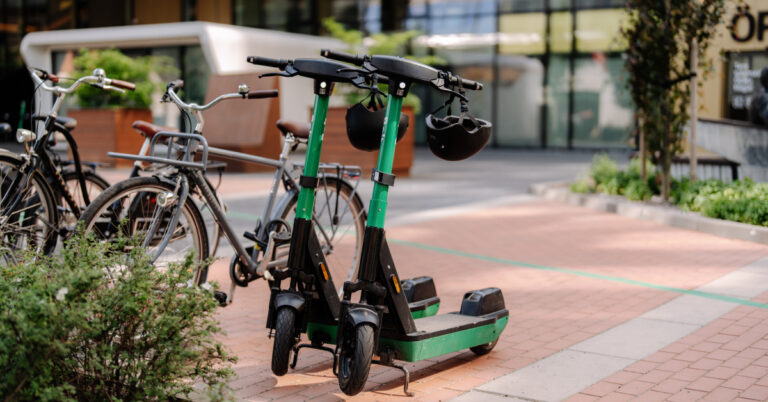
{"left": 320, "top": 49, "right": 365, "bottom": 66}
{"left": 247, "top": 56, "right": 290, "bottom": 70}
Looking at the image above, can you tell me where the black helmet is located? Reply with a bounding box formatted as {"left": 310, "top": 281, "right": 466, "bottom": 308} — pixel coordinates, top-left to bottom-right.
{"left": 426, "top": 99, "right": 491, "bottom": 161}
{"left": 345, "top": 97, "right": 409, "bottom": 152}
{"left": 761, "top": 67, "right": 768, "bottom": 90}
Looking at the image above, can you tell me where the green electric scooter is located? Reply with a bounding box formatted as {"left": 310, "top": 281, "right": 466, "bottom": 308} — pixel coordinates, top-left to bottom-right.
{"left": 320, "top": 49, "right": 509, "bottom": 396}
{"left": 245, "top": 56, "right": 442, "bottom": 377}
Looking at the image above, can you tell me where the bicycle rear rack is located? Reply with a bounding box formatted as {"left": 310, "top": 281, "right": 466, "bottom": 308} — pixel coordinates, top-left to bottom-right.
{"left": 107, "top": 130, "right": 210, "bottom": 170}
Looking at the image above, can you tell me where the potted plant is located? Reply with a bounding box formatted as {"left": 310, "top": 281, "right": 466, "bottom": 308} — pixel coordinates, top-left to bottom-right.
{"left": 68, "top": 49, "right": 177, "bottom": 167}
{"left": 320, "top": 19, "right": 445, "bottom": 177}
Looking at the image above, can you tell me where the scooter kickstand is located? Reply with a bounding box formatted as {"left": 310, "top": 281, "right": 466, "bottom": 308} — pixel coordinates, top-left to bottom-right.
{"left": 290, "top": 343, "right": 338, "bottom": 370}
{"left": 371, "top": 359, "right": 414, "bottom": 397}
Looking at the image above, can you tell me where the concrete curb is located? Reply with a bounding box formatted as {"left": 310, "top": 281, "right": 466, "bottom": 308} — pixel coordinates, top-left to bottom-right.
{"left": 530, "top": 181, "right": 768, "bottom": 245}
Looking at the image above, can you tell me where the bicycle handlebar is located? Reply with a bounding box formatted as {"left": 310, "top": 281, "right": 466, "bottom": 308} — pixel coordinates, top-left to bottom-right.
{"left": 320, "top": 49, "right": 365, "bottom": 66}
{"left": 109, "top": 79, "right": 136, "bottom": 91}
{"left": 247, "top": 56, "right": 290, "bottom": 70}
{"left": 29, "top": 67, "right": 135, "bottom": 95}
{"left": 247, "top": 89, "right": 279, "bottom": 99}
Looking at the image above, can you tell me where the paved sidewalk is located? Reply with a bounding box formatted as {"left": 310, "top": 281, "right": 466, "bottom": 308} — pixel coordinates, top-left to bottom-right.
{"left": 206, "top": 200, "right": 768, "bottom": 401}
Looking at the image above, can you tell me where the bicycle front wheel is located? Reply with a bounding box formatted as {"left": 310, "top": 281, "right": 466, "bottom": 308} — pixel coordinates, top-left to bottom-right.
{"left": 276, "top": 175, "right": 366, "bottom": 296}
{"left": 0, "top": 155, "right": 58, "bottom": 262}
{"left": 78, "top": 176, "right": 209, "bottom": 284}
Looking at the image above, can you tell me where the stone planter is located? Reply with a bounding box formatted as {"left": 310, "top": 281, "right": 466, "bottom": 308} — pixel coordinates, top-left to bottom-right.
{"left": 321, "top": 106, "right": 415, "bottom": 177}
{"left": 67, "top": 108, "right": 152, "bottom": 168}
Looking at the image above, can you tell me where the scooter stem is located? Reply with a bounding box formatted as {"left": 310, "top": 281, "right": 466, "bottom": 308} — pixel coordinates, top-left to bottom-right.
{"left": 295, "top": 93, "right": 330, "bottom": 220}
{"left": 367, "top": 94, "right": 403, "bottom": 229}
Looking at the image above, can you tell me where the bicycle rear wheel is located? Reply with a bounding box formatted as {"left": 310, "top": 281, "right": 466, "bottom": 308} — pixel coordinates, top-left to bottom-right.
{"left": 78, "top": 176, "right": 209, "bottom": 284}
{"left": 58, "top": 169, "right": 110, "bottom": 229}
{"left": 0, "top": 155, "right": 58, "bottom": 262}
{"left": 275, "top": 175, "right": 366, "bottom": 296}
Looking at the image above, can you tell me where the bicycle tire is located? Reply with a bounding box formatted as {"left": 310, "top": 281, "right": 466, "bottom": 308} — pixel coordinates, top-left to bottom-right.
{"left": 61, "top": 169, "right": 110, "bottom": 208}
{"left": 338, "top": 323, "right": 374, "bottom": 396}
{"left": 78, "top": 176, "right": 209, "bottom": 284}
{"left": 274, "top": 175, "right": 366, "bottom": 296}
{"left": 191, "top": 175, "right": 224, "bottom": 258}
{"left": 0, "top": 154, "right": 58, "bottom": 260}
{"left": 271, "top": 307, "right": 298, "bottom": 376}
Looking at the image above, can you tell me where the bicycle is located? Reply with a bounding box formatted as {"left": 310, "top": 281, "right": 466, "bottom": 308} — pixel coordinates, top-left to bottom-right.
{"left": 78, "top": 80, "right": 368, "bottom": 305}
{"left": 0, "top": 68, "right": 133, "bottom": 263}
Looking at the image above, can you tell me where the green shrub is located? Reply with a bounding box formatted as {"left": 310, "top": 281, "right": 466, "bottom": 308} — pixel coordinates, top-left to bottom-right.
{"left": 625, "top": 179, "right": 653, "bottom": 201}
{"left": 589, "top": 154, "right": 620, "bottom": 188}
{"left": 570, "top": 179, "right": 593, "bottom": 194}
{"left": 0, "top": 234, "right": 234, "bottom": 400}
{"left": 73, "top": 48, "right": 177, "bottom": 109}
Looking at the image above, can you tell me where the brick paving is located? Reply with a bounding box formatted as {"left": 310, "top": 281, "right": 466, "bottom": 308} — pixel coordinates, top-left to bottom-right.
{"left": 570, "top": 290, "right": 768, "bottom": 402}
{"left": 204, "top": 200, "right": 768, "bottom": 401}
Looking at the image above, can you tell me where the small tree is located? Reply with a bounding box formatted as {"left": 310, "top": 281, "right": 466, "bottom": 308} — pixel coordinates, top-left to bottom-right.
{"left": 622, "top": 0, "right": 724, "bottom": 201}
{"left": 73, "top": 48, "right": 177, "bottom": 109}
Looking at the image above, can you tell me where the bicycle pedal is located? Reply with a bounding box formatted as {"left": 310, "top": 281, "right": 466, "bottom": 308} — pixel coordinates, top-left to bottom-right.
{"left": 213, "top": 290, "right": 229, "bottom": 307}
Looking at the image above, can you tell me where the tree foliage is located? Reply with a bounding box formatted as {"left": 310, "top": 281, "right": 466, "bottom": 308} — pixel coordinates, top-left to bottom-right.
{"left": 622, "top": 0, "right": 725, "bottom": 200}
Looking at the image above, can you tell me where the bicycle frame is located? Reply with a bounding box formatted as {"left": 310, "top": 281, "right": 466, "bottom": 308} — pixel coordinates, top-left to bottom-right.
{"left": 109, "top": 129, "right": 361, "bottom": 304}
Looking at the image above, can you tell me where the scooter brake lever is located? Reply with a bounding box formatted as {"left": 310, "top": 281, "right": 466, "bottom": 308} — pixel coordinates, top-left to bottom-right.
{"left": 259, "top": 71, "right": 292, "bottom": 78}
{"left": 435, "top": 85, "right": 468, "bottom": 102}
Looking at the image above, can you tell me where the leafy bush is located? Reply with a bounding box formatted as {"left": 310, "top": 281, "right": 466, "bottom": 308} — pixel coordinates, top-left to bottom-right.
{"left": 625, "top": 179, "right": 653, "bottom": 201}
{"left": 570, "top": 179, "right": 593, "bottom": 194}
{"left": 589, "top": 154, "right": 620, "bottom": 189}
{"left": 0, "top": 234, "right": 234, "bottom": 400}
{"left": 73, "top": 48, "right": 177, "bottom": 109}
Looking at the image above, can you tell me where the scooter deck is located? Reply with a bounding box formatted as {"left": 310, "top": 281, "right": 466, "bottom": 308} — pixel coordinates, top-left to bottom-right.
{"left": 377, "top": 309, "right": 509, "bottom": 362}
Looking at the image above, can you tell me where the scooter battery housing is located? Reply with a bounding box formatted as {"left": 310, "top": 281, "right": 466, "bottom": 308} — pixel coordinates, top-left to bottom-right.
{"left": 460, "top": 287, "right": 505, "bottom": 316}
{"left": 401, "top": 276, "right": 437, "bottom": 303}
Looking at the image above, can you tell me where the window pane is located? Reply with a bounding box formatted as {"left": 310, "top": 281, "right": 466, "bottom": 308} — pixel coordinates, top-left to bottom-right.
{"left": 571, "top": 54, "right": 633, "bottom": 148}
{"left": 726, "top": 52, "right": 768, "bottom": 121}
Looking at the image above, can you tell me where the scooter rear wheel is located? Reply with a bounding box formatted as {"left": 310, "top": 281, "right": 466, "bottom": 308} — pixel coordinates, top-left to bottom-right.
{"left": 271, "top": 307, "right": 297, "bottom": 376}
{"left": 470, "top": 338, "right": 498, "bottom": 356}
{"left": 338, "top": 324, "right": 374, "bottom": 395}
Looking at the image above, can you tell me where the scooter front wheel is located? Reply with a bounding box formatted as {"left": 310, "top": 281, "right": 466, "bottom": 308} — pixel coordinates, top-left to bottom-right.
{"left": 338, "top": 324, "right": 374, "bottom": 395}
{"left": 271, "top": 307, "right": 298, "bottom": 376}
{"left": 470, "top": 338, "right": 499, "bottom": 356}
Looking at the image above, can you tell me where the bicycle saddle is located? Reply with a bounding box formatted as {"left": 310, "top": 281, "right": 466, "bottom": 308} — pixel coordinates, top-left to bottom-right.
{"left": 31, "top": 113, "right": 77, "bottom": 130}
{"left": 132, "top": 120, "right": 177, "bottom": 139}
{"left": 276, "top": 120, "right": 310, "bottom": 139}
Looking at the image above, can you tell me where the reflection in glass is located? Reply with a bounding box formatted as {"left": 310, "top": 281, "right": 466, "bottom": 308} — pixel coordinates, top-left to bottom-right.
{"left": 571, "top": 54, "right": 633, "bottom": 148}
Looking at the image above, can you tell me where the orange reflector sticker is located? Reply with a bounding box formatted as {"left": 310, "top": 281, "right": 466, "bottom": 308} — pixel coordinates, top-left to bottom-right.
{"left": 392, "top": 275, "right": 400, "bottom": 293}
{"left": 320, "top": 263, "right": 329, "bottom": 281}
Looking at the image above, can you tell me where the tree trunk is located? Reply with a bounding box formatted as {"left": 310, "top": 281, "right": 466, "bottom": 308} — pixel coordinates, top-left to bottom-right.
{"left": 639, "top": 115, "right": 647, "bottom": 181}
{"left": 662, "top": 106, "right": 671, "bottom": 201}
{"left": 690, "top": 39, "right": 698, "bottom": 181}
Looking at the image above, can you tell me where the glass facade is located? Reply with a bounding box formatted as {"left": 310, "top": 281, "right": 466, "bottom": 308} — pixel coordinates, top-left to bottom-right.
{"left": 0, "top": 0, "right": 635, "bottom": 149}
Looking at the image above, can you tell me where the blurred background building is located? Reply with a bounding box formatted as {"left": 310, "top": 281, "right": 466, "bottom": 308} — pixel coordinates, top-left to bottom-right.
{"left": 0, "top": 0, "right": 765, "bottom": 150}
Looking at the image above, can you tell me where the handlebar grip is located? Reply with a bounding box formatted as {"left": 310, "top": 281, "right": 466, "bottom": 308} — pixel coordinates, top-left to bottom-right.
{"left": 247, "top": 56, "right": 289, "bottom": 70}
{"left": 320, "top": 49, "right": 364, "bottom": 66}
{"left": 110, "top": 79, "right": 135, "bottom": 91}
{"left": 458, "top": 76, "right": 483, "bottom": 91}
{"left": 168, "top": 79, "right": 184, "bottom": 92}
{"left": 247, "top": 89, "right": 279, "bottom": 99}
